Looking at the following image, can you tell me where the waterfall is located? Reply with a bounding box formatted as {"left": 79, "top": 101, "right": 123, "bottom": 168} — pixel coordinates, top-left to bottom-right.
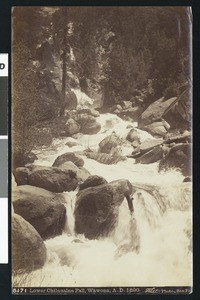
{"left": 20, "top": 110, "right": 192, "bottom": 288}
{"left": 63, "top": 191, "right": 77, "bottom": 235}
{"left": 22, "top": 180, "right": 191, "bottom": 287}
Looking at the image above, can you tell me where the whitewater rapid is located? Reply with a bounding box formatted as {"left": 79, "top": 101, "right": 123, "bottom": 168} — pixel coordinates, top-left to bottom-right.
{"left": 16, "top": 112, "right": 192, "bottom": 287}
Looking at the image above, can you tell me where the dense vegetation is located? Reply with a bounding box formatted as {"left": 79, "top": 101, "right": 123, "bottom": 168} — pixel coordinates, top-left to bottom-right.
{"left": 12, "top": 6, "right": 192, "bottom": 167}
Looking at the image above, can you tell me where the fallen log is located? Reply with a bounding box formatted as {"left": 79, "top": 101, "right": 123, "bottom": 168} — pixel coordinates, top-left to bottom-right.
{"left": 128, "top": 133, "right": 191, "bottom": 160}
{"left": 164, "top": 132, "right": 191, "bottom": 144}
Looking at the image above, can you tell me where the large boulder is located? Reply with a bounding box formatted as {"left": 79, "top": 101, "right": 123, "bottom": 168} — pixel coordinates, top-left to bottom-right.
{"left": 28, "top": 166, "right": 78, "bottom": 192}
{"left": 86, "top": 151, "right": 126, "bottom": 165}
{"left": 140, "top": 138, "right": 163, "bottom": 152}
{"left": 59, "top": 161, "right": 91, "bottom": 183}
{"left": 12, "top": 213, "right": 47, "bottom": 272}
{"left": 164, "top": 87, "right": 192, "bottom": 128}
{"left": 53, "top": 152, "right": 84, "bottom": 168}
{"left": 126, "top": 128, "right": 140, "bottom": 143}
{"left": 99, "top": 133, "right": 124, "bottom": 154}
{"left": 76, "top": 114, "right": 101, "bottom": 135}
{"left": 12, "top": 185, "right": 66, "bottom": 240}
{"left": 143, "top": 120, "right": 170, "bottom": 137}
{"left": 79, "top": 175, "right": 107, "bottom": 191}
{"left": 140, "top": 96, "right": 177, "bottom": 126}
{"left": 13, "top": 167, "right": 30, "bottom": 186}
{"left": 159, "top": 143, "right": 191, "bottom": 176}
{"left": 65, "top": 118, "right": 81, "bottom": 135}
{"left": 82, "top": 121, "right": 101, "bottom": 135}
{"left": 74, "top": 179, "right": 132, "bottom": 239}
{"left": 135, "top": 145, "right": 164, "bottom": 164}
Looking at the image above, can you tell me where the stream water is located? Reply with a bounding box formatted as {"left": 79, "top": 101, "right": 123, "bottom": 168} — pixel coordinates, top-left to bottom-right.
{"left": 14, "top": 109, "right": 192, "bottom": 287}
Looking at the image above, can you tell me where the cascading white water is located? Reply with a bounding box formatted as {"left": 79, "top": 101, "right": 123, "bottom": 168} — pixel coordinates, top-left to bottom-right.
{"left": 20, "top": 109, "right": 192, "bottom": 287}
{"left": 62, "top": 191, "right": 77, "bottom": 235}
{"left": 22, "top": 184, "right": 191, "bottom": 287}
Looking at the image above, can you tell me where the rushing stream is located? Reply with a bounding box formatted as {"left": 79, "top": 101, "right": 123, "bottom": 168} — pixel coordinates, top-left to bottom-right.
{"left": 12, "top": 99, "right": 192, "bottom": 287}
{"left": 14, "top": 111, "right": 192, "bottom": 287}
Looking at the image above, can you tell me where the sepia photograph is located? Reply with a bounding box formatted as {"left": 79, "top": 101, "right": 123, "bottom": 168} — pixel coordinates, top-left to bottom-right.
{"left": 11, "top": 6, "right": 192, "bottom": 295}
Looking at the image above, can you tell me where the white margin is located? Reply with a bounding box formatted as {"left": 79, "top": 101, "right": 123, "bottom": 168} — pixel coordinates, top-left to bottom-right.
{"left": 0, "top": 53, "right": 8, "bottom": 77}
{"left": 0, "top": 198, "right": 8, "bottom": 263}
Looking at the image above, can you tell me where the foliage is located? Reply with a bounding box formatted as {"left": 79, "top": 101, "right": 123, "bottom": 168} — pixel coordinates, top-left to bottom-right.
{"left": 66, "top": 7, "right": 191, "bottom": 108}
{"left": 12, "top": 7, "right": 191, "bottom": 167}
{"left": 12, "top": 8, "right": 57, "bottom": 167}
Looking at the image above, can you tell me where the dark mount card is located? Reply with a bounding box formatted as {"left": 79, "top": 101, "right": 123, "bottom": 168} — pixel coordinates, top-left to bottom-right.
{"left": 0, "top": 77, "right": 8, "bottom": 135}
{"left": 0, "top": 54, "right": 8, "bottom": 273}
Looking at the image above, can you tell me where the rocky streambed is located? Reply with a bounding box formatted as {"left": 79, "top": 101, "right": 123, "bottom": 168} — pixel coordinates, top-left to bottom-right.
{"left": 12, "top": 108, "right": 192, "bottom": 288}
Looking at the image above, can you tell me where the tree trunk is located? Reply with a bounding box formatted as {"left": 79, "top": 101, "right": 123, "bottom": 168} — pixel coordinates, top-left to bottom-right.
{"left": 60, "top": 17, "right": 67, "bottom": 116}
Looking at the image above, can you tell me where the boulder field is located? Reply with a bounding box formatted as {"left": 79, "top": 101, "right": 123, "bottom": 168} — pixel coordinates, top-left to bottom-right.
{"left": 13, "top": 152, "right": 90, "bottom": 191}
